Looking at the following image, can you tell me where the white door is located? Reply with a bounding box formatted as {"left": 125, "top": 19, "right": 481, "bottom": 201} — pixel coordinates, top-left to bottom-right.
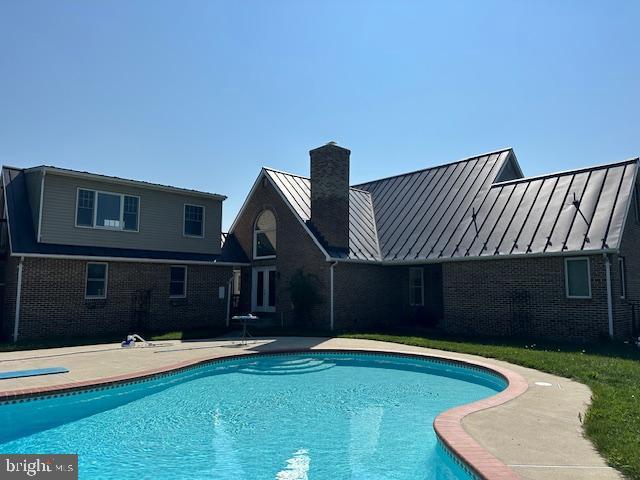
{"left": 252, "top": 267, "right": 276, "bottom": 313}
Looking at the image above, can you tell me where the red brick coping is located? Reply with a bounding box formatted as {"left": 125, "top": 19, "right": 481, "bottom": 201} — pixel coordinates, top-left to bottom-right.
{"left": 0, "top": 348, "right": 528, "bottom": 479}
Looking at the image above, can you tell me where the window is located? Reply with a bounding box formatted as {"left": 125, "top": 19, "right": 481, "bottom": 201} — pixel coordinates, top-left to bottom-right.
{"left": 123, "top": 196, "right": 139, "bottom": 231}
{"left": 96, "top": 192, "right": 122, "bottom": 228}
{"left": 253, "top": 210, "right": 276, "bottom": 258}
{"left": 184, "top": 204, "right": 204, "bottom": 237}
{"left": 409, "top": 267, "right": 424, "bottom": 306}
{"left": 565, "top": 257, "right": 591, "bottom": 299}
{"left": 76, "top": 188, "right": 139, "bottom": 232}
{"left": 170, "top": 266, "right": 187, "bottom": 297}
{"left": 619, "top": 257, "right": 626, "bottom": 299}
{"left": 76, "top": 189, "right": 95, "bottom": 226}
{"left": 85, "top": 263, "right": 108, "bottom": 299}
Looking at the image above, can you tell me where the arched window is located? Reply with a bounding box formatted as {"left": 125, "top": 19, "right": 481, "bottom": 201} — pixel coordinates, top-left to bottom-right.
{"left": 254, "top": 210, "right": 276, "bottom": 258}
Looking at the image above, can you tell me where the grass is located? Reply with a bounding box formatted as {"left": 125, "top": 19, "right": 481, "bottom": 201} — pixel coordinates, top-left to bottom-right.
{"left": 2, "top": 326, "right": 638, "bottom": 478}
{"left": 341, "top": 330, "right": 640, "bottom": 480}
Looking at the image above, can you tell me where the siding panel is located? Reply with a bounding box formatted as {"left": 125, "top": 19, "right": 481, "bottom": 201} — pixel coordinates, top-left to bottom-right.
{"left": 40, "top": 173, "right": 222, "bottom": 255}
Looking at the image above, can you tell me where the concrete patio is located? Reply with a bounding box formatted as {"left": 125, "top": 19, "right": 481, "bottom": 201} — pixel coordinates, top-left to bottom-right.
{"left": 0, "top": 336, "right": 622, "bottom": 480}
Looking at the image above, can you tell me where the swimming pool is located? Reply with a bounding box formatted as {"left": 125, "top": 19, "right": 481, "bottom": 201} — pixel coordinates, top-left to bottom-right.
{"left": 0, "top": 352, "right": 507, "bottom": 479}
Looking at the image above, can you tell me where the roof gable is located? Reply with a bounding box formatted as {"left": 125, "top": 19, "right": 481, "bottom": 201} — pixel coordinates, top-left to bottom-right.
{"left": 263, "top": 168, "right": 380, "bottom": 260}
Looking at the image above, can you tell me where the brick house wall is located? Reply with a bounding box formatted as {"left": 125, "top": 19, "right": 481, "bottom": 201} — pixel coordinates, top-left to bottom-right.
{"left": 232, "top": 176, "right": 331, "bottom": 327}
{"left": 2, "top": 257, "right": 232, "bottom": 340}
{"left": 440, "top": 255, "right": 612, "bottom": 342}
{"left": 332, "top": 262, "right": 405, "bottom": 331}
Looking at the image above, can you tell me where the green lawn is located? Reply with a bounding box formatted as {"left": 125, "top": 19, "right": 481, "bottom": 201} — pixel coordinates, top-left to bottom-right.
{"left": 341, "top": 332, "right": 640, "bottom": 480}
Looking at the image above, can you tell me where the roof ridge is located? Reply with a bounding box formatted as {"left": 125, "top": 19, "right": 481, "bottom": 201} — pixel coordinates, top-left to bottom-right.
{"left": 492, "top": 156, "right": 640, "bottom": 187}
{"left": 21, "top": 165, "right": 226, "bottom": 199}
{"left": 352, "top": 147, "right": 513, "bottom": 187}
{"left": 263, "top": 167, "right": 372, "bottom": 194}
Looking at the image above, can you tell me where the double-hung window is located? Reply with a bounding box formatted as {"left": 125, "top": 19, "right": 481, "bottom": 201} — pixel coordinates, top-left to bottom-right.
{"left": 170, "top": 266, "right": 187, "bottom": 298}
{"left": 76, "top": 189, "right": 139, "bottom": 231}
{"left": 76, "top": 189, "right": 95, "bottom": 227}
{"left": 409, "top": 267, "right": 424, "bottom": 306}
{"left": 85, "top": 263, "right": 108, "bottom": 299}
{"left": 565, "top": 257, "right": 591, "bottom": 299}
{"left": 184, "top": 204, "right": 204, "bottom": 237}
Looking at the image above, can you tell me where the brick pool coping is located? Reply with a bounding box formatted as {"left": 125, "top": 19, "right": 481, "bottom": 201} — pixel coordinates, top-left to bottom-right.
{"left": 0, "top": 346, "right": 528, "bottom": 480}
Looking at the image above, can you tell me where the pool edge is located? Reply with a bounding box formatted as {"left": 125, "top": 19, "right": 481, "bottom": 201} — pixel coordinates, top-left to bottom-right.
{"left": 0, "top": 346, "right": 528, "bottom": 480}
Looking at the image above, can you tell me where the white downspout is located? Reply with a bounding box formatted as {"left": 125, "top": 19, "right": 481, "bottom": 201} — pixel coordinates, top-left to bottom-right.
{"left": 330, "top": 261, "right": 337, "bottom": 331}
{"left": 225, "top": 275, "right": 233, "bottom": 327}
{"left": 13, "top": 256, "right": 24, "bottom": 343}
{"left": 604, "top": 253, "right": 614, "bottom": 338}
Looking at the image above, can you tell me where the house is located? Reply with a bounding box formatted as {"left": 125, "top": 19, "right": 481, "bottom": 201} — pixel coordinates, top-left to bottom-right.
{"left": 0, "top": 165, "right": 248, "bottom": 341}
{"left": 228, "top": 142, "right": 640, "bottom": 342}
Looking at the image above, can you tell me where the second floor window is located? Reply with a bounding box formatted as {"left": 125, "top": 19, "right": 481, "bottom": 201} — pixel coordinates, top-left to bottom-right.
{"left": 76, "top": 189, "right": 139, "bottom": 232}
{"left": 184, "top": 204, "right": 204, "bottom": 237}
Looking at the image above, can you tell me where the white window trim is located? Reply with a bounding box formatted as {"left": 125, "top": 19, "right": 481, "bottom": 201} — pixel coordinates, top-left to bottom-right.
{"left": 85, "top": 262, "right": 108, "bottom": 299}
{"left": 253, "top": 211, "right": 277, "bottom": 260}
{"left": 75, "top": 188, "right": 140, "bottom": 233}
{"left": 170, "top": 265, "right": 188, "bottom": 298}
{"left": 409, "top": 267, "right": 424, "bottom": 306}
{"left": 564, "top": 257, "right": 592, "bottom": 299}
{"left": 183, "top": 204, "right": 205, "bottom": 238}
{"left": 619, "top": 257, "right": 626, "bottom": 299}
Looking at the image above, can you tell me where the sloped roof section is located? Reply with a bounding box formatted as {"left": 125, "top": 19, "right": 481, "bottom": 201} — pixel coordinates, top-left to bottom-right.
{"left": 355, "top": 149, "right": 517, "bottom": 261}
{"left": 461, "top": 158, "right": 639, "bottom": 259}
{"left": 264, "top": 168, "right": 381, "bottom": 260}
{"left": 356, "top": 153, "right": 638, "bottom": 261}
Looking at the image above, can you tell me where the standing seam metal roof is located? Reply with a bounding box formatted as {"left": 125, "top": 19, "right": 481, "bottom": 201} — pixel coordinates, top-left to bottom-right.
{"left": 251, "top": 150, "right": 638, "bottom": 263}
{"left": 357, "top": 155, "right": 638, "bottom": 261}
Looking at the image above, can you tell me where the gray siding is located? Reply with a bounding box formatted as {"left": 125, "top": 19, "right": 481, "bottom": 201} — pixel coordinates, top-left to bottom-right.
{"left": 25, "top": 169, "right": 42, "bottom": 235}
{"left": 39, "top": 173, "right": 222, "bottom": 254}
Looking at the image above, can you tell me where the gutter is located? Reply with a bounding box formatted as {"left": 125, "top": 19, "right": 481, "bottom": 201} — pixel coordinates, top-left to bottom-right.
{"left": 329, "top": 261, "right": 338, "bottom": 331}
{"left": 13, "top": 256, "right": 24, "bottom": 343}
{"left": 325, "top": 248, "right": 620, "bottom": 266}
{"left": 604, "top": 253, "right": 614, "bottom": 338}
{"left": 10, "top": 252, "right": 249, "bottom": 267}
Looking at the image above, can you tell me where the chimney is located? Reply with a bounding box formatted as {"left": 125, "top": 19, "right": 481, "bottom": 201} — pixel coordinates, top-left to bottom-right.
{"left": 310, "top": 141, "right": 350, "bottom": 252}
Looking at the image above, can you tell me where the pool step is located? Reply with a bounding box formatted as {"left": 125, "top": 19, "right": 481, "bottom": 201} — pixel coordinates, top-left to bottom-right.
{"left": 238, "top": 358, "right": 335, "bottom": 376}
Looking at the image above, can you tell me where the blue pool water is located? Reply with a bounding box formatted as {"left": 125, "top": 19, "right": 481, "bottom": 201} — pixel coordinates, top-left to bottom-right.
{"left": 0, "top": 353, "right": 505, "bottom": 479}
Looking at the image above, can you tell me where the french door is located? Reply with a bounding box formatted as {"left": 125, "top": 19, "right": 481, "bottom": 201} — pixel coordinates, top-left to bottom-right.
{"left": 252, "top": 267, "right": 276, "bottom": 313}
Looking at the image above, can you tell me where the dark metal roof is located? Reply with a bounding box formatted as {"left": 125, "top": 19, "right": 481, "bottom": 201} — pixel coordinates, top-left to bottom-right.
{"left": 355, "top": 149, "right": 516, "bottom": 260}
{"left": 264, "top": 168, "right": 381, "bottom": 260}
{"left": 2, "top": 166, "right": 245, "bottom": 263}
{"left": 356, "top": 153, "right": 638, "bottom": 261}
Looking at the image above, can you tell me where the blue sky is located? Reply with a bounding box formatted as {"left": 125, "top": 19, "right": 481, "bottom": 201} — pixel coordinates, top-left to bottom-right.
{"left": 1, "top": 1, "right": 639, "bottom": 230}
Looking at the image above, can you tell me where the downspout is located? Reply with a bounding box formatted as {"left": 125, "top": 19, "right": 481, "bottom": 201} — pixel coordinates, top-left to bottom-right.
{"left": 330, "top": 261, "right": 338, "bottom": 331}
{"left": 604, "top": 253, "right": 614, "bottom": 338}
{"left": 225, "top": 275, "right": 234, "bottom": 328}
{"left": 13, "top": 256, "right": 24, "bottom": 343}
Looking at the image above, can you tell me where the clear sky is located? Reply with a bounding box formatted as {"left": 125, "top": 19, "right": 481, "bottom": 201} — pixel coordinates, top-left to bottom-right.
{"left": 1, "top": 1, "right": 639, "bottom": 230}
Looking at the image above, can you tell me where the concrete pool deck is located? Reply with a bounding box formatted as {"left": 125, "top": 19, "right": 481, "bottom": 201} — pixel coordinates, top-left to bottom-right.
{"left": 0, "top": 336, "right": 622, "bottom": 480}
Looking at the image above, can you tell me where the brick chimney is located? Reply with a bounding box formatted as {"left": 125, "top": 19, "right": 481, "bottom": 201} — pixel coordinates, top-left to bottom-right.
{"left": 310, "top": 142, "right": 350, "bottom": 252}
